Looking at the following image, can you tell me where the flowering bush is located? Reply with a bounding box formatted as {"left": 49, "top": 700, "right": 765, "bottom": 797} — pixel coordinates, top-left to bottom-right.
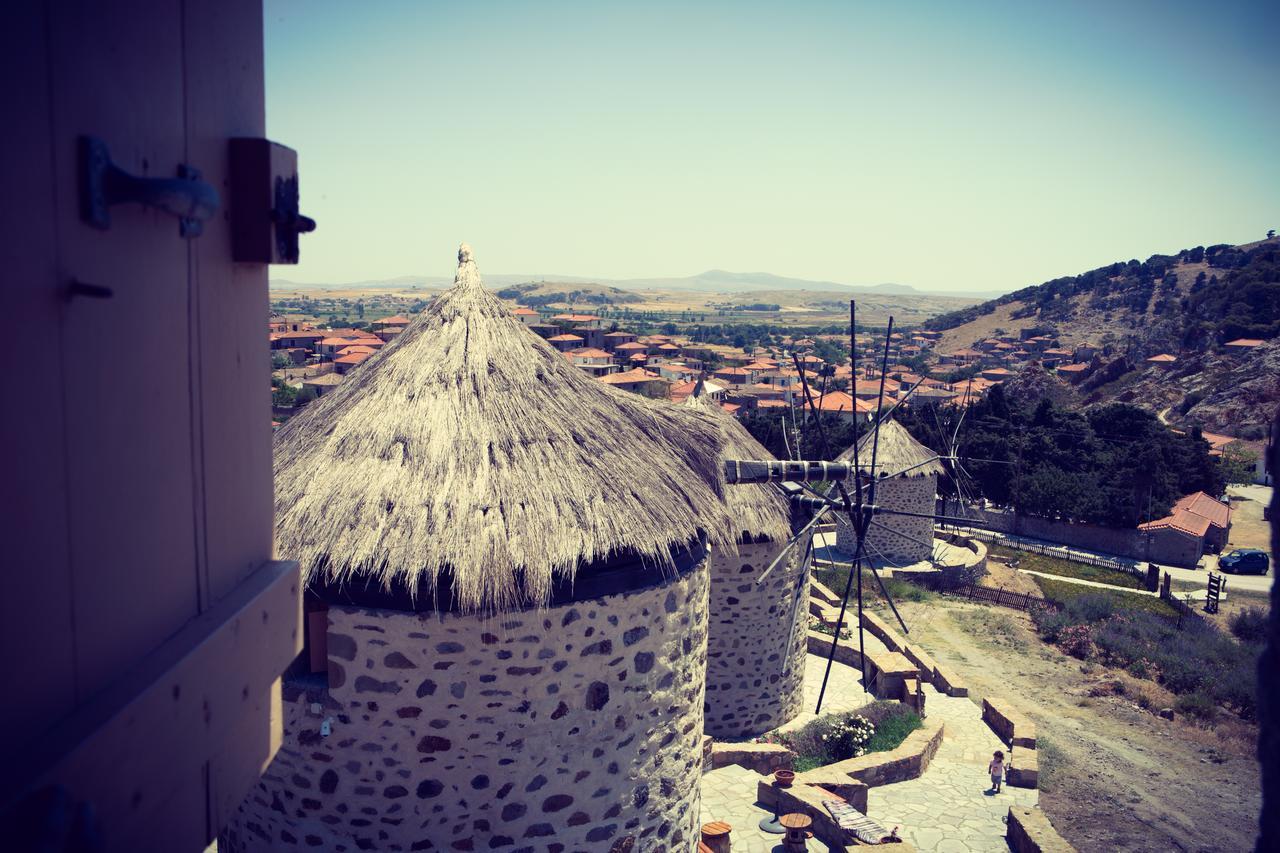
{"left": 815, "top": 714, "right": 875, "bottom": 760}
{"left": 1059, "top": 624, "right": 1095, "bottom": 659}
{"left": 1027, "top": 595, "right": 1262, "bottom": 720}
{"left": 755, "top": 701, "right": 921, "bottom": 771}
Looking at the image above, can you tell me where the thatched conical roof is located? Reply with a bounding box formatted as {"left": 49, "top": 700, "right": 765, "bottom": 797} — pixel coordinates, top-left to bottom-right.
{"left": 274, "top": 244, "right": 730, "bottom": 613}
{"left": 835, "top": 418, "right": 943, "bottom": 478}
{"left": 683, "top": 382, "right": 790, "bottom": 544}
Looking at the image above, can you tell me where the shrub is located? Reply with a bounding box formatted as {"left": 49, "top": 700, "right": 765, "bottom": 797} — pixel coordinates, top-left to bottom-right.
{"left": 865, "top": 707, "right": 923, "bottom": 753}
{"left": 1063, "top": 593, "right": 1118, "bottom": 624}
{"left": 1059, "top": 624, "right": 1095, "bottom": 659}
{"left": 1174, "top": 691, "right": 1218, "bottom": 723}
{"left": 1030, "top": 604, "right": 1071, "bottom": 642}
{"left": 1229, "top": 607, "right": 1268, "bottom": 643}
{"left": 758, "top": 702, "right": 920, "bottom": 769}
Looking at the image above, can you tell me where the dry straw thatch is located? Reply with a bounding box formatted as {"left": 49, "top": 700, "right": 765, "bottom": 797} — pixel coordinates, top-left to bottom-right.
{"left": 274, "top": 245, "right": 731, "bottom": 613}
{"left": 683, "top": 383, "right": 790, "bottom": 544}
{"left": 835, "top": 418, "right": 943, "bottom": 478}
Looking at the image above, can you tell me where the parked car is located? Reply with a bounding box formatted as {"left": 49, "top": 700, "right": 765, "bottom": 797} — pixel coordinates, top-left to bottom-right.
{"left": 1218, "top": 548, "right": 1270, "bottom": 575}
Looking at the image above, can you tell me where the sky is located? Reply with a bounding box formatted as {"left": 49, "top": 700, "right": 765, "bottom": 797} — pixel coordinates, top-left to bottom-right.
{"left": 264, "top": 0, "right": 1279, "bottom": 293}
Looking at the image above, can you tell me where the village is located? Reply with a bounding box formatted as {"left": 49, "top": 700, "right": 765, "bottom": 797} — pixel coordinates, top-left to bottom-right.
{"left": 231, "top": 247, "right": 1275, "bottom": 853}
{"left": 11, "top": 3, "right": 1277, "bottom": 853}
{"left": 267, "top": 292, "right": 1269, "bottom": 577}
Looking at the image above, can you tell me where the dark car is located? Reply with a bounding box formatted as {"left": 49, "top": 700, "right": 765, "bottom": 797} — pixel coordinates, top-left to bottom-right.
{"left": 1218, "top": 548, "right": 1270, "bottom": 575}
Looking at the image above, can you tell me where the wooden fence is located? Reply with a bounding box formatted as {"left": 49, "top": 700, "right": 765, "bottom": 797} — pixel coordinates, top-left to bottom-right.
{"left": 948, "top": 525, "right": 1145, "bottom": 579}
{"left": 907, "top": 577, "right": 1058, "bottom": 612}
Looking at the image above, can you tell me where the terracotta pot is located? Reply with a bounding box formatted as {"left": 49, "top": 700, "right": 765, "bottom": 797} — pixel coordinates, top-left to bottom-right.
{"left": 774, "top": 769, "right": 795, "bottom": 787}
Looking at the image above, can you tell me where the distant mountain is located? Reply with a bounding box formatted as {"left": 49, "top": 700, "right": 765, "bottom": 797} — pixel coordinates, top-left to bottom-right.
{"left": 619, "top": 269, "right": 917, "bottom": 294}
{"left": 270, "top": 269, "right": 1002, "bottom": 298}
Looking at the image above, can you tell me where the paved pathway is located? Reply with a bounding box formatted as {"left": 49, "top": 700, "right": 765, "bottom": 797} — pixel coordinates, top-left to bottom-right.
{"left": 699, "top": 648, "right": 1037, "bottom": 853}
{"left": 700, "top": 653, "right": 872, "bottom": 852}
{"left": 867, "top": 684, "right": 1037, "bottom": 853}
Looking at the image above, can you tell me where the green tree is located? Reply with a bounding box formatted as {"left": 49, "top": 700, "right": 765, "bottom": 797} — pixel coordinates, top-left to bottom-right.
{"left": 1219, "top": 443, "right": 1258, "bottom": 485}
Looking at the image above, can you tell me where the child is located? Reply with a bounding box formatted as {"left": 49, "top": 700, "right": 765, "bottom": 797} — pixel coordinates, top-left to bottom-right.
{"left": 989, "top": 750, "right": 1005, "bottom": 793}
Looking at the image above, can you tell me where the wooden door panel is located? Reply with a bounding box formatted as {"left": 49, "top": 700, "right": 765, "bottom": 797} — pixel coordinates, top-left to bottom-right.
{"left": 0, "top": 1, "right": 77, "bottom": 748}
{"left": 48, "top": 0, "right": 199, "bottom": 704}
{"left": 184, "top": 0, "right": 274, "bottom": 604}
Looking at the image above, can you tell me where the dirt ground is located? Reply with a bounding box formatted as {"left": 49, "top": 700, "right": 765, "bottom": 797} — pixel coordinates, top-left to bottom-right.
{"left": 1226, "top": 487, "right": 1273, "bottom": 552}
{"left": 983, "top": 555, "right": 1048, "bottom": 596}
{"left": 888, "top": 598, "right": 1262, "bottom": 852}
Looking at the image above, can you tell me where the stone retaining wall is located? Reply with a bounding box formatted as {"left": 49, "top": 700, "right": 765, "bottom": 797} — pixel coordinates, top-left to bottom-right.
{"left": 221, "top": 562, "right": 710, "bottom": 853}
{"left": 707, "top": 741, "right": 795, "bottom": 776}
{"left": 982, "top": 698, "right": 1039, "bottom": 790}
{"left": 795, "top": 718, "right": 945, "bottom": 790}
{"left": 982, "top": 697, "right": 1037, "bottom": 749}
{"left": 1006, "top": 806, "right": 1076, "bottom": 852}
{"left": 704, "top": 538, "right": 808, "bottom": 738}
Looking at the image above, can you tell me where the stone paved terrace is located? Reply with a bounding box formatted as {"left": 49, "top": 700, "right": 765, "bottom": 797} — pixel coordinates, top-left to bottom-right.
{"left": 701, "top": 763, "right": 836, "bottom": 852}
{"left": 867, "top": 684, "right": 1038, "bottom": 852}
{"left": 780, "top": 649, "right": 876, "bottom": 733}
{"left": 700, "top": 653, "right": 871, "bottom": 851}
{"left": 700, "top": 637, "right": 1038, "bottom": 853}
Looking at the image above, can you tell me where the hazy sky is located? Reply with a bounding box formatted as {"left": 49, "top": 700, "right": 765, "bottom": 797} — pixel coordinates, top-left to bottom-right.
{"left": 265, "top": 0, "right": 1279, "bottom": 293}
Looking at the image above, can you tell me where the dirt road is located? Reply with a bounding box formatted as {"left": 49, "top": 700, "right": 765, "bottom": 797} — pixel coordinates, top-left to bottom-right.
{"left": 890, "top": 599, "right": 1261, "bottom": 852}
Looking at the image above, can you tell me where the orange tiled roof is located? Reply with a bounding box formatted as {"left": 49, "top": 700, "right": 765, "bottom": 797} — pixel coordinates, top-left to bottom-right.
{"left": 1139, "top": 510, "right": 1212, "bottom": 537}
{"left": 1224, "top": 338, "right": 1264, "bottom": 348}
{"left": 1173, "top": 491, "right": 1231, "bottom": 529}
{"left": 597, "top": 368, "right": 659, "bottom": 385}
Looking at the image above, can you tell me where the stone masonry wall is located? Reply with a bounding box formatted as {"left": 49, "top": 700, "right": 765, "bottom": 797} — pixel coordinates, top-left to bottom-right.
{"left": 222, "top": 561, "right": 710, "bottom": 853}
{"left": 837, "top": 474, "right": 936, "bottom": 563}
{"left": 704, "top": 538, "right": 809, "bottom": 738}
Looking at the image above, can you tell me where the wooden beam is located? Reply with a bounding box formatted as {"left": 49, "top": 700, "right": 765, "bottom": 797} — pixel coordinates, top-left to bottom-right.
{"left": 2, "top": 560, "right": 300, "bottom": 850}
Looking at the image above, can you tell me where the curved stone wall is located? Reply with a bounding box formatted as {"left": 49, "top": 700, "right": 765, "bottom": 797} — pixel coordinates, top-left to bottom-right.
{"left": 836, "top": 474, "right": 937, "bottom": 563}
{"left": 704, "top": 538, "right": 809, "bottom": 738}
{"left": 222, "top": 561, "right": 710, "bottom": 853}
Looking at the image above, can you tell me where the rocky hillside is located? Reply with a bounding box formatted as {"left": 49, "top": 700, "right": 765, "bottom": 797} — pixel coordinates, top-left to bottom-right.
{"left": 926, "top": 237, "right": 1280, "bottom": 436}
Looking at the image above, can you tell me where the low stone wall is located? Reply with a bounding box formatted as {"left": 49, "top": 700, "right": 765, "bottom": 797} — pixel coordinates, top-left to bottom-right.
{"left": 982, "top": 698, "right": 1039, "bottom": 789}
{"left": 805, "top": 631, "right": 925, "bottom": 712}
{"left": 755, "top": 779, "right": 919, "bottom": 851}
{"left": 1007, "top": 806, "right": 1076, "bottom": 852}
{"left": 861, "top": 611, "right": 905, "bottom": 653}
{"left": 705, "top": 538, "right": 809, "bottom": 738}
{"left": 1007, "top": 746, "right": 1039, "bottom": 789}
{"left": 902, "top": 643, "right": 938, "bottom": 681}
{"left": 796, "top": 718, "right": 945, "bottom": 791}
{"left": 810, "top": 578, "right": 842, "bottom": 608}
{"left": 932, "top": 663, "right": 968, "bottom": 697}
{"left": 983, "top": 697, "right": 1038, "bottom": 749}
{"left": 808, "top": 630, "right": 865, "bottom": 671}
{"left": 707, "top": 741, "right": 794, "bottom": 776}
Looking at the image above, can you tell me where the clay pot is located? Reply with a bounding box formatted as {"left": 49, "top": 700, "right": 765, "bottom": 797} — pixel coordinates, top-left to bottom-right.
{"left": 773, "top": 769, "right": 795, "bottom": 787}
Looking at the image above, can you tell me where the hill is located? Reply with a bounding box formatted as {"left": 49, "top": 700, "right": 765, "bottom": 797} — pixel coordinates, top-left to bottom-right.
{"left": 492, "top": 280, "right": 643, "bottom": 308}
{"left": 924, "top": 236, "right": 1280, "bottom": 435}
